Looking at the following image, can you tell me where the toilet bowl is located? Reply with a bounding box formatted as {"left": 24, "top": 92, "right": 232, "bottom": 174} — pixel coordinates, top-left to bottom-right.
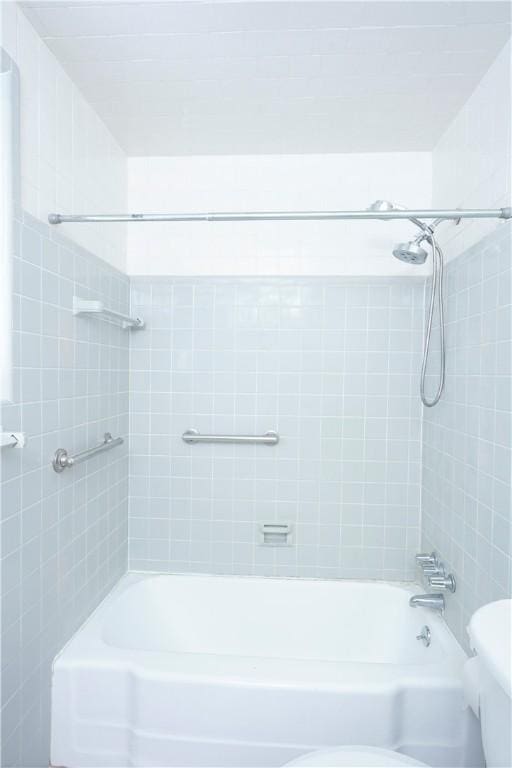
{"left": 283, "top": 599, "right": 511, "bottom": 768}
{"left": 284, "top": 745, "right": 427, "bottom": 767}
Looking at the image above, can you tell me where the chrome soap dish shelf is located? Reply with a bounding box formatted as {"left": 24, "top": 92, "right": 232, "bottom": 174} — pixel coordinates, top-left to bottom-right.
{"left": 73, "top": 296, "right": 144, "bottom": 329}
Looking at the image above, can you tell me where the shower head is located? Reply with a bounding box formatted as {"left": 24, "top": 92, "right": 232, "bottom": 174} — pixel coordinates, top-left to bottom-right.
{"left": 392, "top": 240, "right": 429, "bottom": 264}
{"left": 369, "top": 200, "right": 430, "bottom": 263}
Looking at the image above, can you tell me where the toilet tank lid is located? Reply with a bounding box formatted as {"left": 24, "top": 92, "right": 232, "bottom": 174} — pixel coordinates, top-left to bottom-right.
{"left": 467, "top": 599, "right": 511, "bottom": 697}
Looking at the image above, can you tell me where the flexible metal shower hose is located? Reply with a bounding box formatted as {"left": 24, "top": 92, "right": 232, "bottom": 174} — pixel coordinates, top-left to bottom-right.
{"left": 420, "top": 232, "right": 445, "bottom": 407}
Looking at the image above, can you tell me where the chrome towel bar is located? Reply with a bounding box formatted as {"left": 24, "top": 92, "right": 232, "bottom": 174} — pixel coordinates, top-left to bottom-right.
{"left": 52, "top": 432, "right": 124, "bottom": 473}
{"left": 182, "top": 429, "right": 279, "bottom": 445}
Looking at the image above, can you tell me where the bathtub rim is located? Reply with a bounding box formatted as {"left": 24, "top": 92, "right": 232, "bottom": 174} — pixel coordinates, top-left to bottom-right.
{"left": 52, "top": 570, "right": 468, "bottom": 691}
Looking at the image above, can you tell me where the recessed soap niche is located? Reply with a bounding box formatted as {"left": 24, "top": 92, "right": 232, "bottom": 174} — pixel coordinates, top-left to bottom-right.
{"left": 259, "top": 523, "right": 293, "bottom": 547}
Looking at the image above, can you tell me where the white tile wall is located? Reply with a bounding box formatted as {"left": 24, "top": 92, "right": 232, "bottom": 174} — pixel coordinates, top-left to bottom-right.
{"left": 422, "top": 224, "right": 511, "bottom": 649}
{"left": 0, "top": 211, "right": 130, "bottom": 767}
{"left": 432, "top": 42, "right": 512, "bottom": 261}
{"left": 129, "top": 276, "right": 424, "bottom": 580}
{"left": 1, "top": 2, "right": 127, "bottom": 271}
{"left": 0, "top": 48, "right": 18, "bottom": 404}
{"left": 426, "top": 37, "right": 512, "bottom": 647}
{"left": 127, "top": 153, "right": 432, "bottom": 276}
{"left": 0, "top": 41, "right": 127, "bottom": 766}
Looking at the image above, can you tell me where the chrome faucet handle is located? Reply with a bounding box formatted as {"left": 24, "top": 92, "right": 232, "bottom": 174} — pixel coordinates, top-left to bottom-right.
{"left": 416, "top": 625, "right": 431, "bottom": 647}
{"left": 428, "top": 574, "right": 456, "bottom": 593}
{"left": 415, "top": 552, "right": 437, "bottom": 567}
{"left": 421, "top": 563, "right": 445, "bottom": 576}
{"left": 421, "top": 564, "right": 444, "bottom": 590}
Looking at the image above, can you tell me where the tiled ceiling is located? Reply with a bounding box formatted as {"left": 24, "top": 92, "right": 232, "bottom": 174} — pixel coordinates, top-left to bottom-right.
{"left": 21, "top": 1, "right": 511, "bottom": 156}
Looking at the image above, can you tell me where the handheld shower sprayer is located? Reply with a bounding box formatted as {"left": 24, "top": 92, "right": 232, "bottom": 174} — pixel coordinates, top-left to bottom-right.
{"left": 368, "top": 200, "right": 446, "bottom": 407}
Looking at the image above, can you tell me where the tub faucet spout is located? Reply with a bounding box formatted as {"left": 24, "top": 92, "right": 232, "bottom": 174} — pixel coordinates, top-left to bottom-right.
{"left": 409, "top": 593, "right": 445, "bottom": 612}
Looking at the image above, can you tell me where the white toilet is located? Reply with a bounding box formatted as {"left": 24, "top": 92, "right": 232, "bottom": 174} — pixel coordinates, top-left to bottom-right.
{"left": 284, "top": 600, "right": 511, "bottom": 768}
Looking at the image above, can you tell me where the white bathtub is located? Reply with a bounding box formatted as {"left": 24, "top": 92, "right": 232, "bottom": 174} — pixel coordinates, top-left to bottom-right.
{"left": 51, "top": 573, "right": 483, "bottom": 768}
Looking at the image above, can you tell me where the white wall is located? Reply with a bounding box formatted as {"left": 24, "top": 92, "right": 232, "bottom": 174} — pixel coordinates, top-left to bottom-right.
{"left": 127, "top": 152, "right": 432, "bottom": 276}
{"left": 433, "top": 41, "right": 511, "bottom": 260}
{"left": 1, "top": 2, "right": 127, "bottom": 271}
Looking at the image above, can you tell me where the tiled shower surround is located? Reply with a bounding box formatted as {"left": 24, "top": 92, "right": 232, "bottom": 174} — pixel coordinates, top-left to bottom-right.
{"left": 422, "top": 224, "right": 512, "bottom": 647}
{"left": 1, "top": 219, "right": 510, "bottom": 767}
{"left": 129, "top": 277, "right": 424, "bottom": 580}
{"left": 0, "top": 213, "right": 129, "bottom": 767}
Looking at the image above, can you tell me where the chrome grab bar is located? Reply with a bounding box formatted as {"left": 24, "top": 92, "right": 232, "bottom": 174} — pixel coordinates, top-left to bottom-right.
{"left": 52, "top": 432, "right": 124, "bottom": 473}
{"left": 182, "top": 429, "right": 279, "bottom": 445}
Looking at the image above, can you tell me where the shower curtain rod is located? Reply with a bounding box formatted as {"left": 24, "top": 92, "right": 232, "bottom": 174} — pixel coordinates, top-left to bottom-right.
{"left": 48, "top": 208, "right": 512, "bottom": 225}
